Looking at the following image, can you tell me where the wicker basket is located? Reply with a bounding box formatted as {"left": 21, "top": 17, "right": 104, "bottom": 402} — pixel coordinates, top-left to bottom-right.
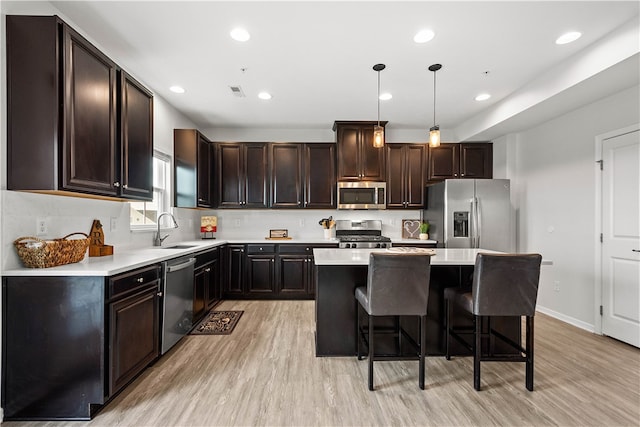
{"left": 14, "top": 233, "right": 90, "bottom": 268}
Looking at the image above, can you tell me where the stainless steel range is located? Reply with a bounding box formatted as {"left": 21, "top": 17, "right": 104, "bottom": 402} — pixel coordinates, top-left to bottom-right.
{"left": 336, "top": 219, "right": 392, "bottom": 249}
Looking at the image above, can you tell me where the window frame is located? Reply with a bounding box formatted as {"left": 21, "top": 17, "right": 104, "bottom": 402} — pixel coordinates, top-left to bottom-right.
{"left": 129, "top": 150, "right": 172, "bottom": 231}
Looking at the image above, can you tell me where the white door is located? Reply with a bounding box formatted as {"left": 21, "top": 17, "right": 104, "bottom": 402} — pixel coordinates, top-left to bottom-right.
{"left": 601, "top": 129, "right": 640, "bottom": 347}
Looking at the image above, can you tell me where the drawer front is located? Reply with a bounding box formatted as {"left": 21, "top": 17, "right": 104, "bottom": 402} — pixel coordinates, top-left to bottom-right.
{"left": 278, "top": 244, "right": 313, "bottom": 254}
{"left": 195, "top": 247, "right": 219, "bottom": 268}
{"left": 246, "top": 244, "right": 276, "bottom": 254}
{"left": 109, "top": 264, "right": 161, "bottom": 299}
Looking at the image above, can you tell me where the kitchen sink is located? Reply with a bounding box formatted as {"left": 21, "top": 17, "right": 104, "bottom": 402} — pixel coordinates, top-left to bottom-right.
{"left": 162, "top": 244, "right": 198, "bottom": 249}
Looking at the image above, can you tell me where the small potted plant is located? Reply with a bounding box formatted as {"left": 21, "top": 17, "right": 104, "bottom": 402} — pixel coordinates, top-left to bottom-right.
{"left": 419, "top": 221, "right": 430, "bottom": 240}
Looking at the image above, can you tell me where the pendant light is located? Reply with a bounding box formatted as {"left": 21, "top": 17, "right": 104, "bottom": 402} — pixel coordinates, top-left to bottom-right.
{"left": 373, "top": 63, "right": 386, "bottom": 148}
{"left": 428, "top": 63, "right": 442, "bottom": 148}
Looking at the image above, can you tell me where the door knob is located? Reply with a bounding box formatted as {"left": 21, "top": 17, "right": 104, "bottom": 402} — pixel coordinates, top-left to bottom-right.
{"left": 633, "top": 249, "right": 640, "bottom": 253}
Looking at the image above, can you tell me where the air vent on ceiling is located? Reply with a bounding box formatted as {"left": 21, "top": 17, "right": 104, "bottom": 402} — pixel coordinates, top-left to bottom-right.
{"left": 229, "top": 85, "right": 245, "bottom": 97}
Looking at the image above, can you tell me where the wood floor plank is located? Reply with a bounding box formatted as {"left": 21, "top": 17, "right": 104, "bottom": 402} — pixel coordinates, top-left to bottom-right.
{"left": 5, "top": 300, "right": 639, "bottom": 427}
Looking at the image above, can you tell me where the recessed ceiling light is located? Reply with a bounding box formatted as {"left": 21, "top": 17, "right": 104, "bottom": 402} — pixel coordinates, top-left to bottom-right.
{"left": 414, "top": 29, "right": 435, "bottom": 44}
{"left": 555, "top": 31, "right": 582, "bottom": 45}
{"left": 230, "top": 28, "right": 250, "bottom": 42}
{"left": 475, "top": 93, "right": 491, "bottom": 101}
{"left": 169, "top": 85, "right": 185, "bottom": 94}
{"left": 379, "top": 93, "right": 392, "bottom": 101}
{"left": 258, "top": 92, "right": 272, "bottom": 100}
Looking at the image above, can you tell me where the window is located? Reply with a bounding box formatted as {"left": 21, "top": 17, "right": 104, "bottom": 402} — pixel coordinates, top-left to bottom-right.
{"left": 130, "top": 151, "right": 171, "bottom": 229}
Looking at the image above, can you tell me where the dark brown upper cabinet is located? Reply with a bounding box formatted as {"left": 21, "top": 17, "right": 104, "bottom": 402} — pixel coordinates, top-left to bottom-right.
{"left": 6, "top": 15, "right": 154, "bottom": 201}
{"left": 217, "top": 143, "right": 269, "bottom": 208}
{"left": 427, "top": 142, "right": 493, "bottom": 181}
{"left": 120, "top": 72, "right": 154, "bottom": 200}
{"left": 334, "top": 121, "right": 387, "bottom": 181}
{"left": 270, "top": 144, "right": 303, "bottom": 208}
{"left": 270, "top": 143, "right": 336, "bottom": 209}
{"left": 304, "top": 144, "right": 336, "bottom": 208}
{"left": 386, "top": 144, "right": 427, "bottom": 209}
{"left": 174, "top": 129, "right": 214, "bottom": 208}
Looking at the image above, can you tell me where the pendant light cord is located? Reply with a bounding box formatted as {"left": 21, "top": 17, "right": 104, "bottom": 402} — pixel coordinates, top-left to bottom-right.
{"left": 377, "top": 70, "right": 381, "bottom": 126}
{"left": 433, "top": 70, "right": 437, "bottom": 127}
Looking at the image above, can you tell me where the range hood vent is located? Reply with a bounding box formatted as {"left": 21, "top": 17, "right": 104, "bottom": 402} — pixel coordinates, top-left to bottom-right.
{"left": 229, "top": 85, "right": 245, "bottom": 97}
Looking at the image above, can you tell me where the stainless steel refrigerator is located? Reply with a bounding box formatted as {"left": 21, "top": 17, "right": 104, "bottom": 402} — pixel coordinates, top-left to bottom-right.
{"left": 424, "top": 179, "right": 514, "bottom": 252}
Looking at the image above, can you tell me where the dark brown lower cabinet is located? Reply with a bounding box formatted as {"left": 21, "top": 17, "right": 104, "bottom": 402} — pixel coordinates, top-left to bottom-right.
{"left": 108, "top": 283, "right": 160, "bottom": 396}
{"left": 194, "top": 247, "right": 222, "bottom": 322}
{"left": 205, "top": 250, "right": 222, "bottom": 309}
{"left": 2, "top": 276, "right": 106, "bottom": 420}
{"left": 278, "top": 255, "right": 310, "bottom": 295}
{"left": 193, "top": 265, "right": 208, "bottom": 321}
{"left": 224, "top": 244, "right": 245, "bottom": 297}
{"left": 223, "top": 243, "right": 337, "bottom": 299}
{"left": 2, "top": 264, "right": 161, "bottom": 420}
{"left": 246, "top": 245, "right": 277, "bottom": 296}
{"left": 107, "top": 265, "right": 161, "bottom": 397}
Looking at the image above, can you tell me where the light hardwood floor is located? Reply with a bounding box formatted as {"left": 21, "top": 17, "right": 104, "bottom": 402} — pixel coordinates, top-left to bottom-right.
{"left": 5, "top": 300, "right": 639, "bottom": 427}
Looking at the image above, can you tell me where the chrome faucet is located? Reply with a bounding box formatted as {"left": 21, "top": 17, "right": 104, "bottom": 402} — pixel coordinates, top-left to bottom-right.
{"left": 154, "top": 212, "right": 179, "bottom": 246}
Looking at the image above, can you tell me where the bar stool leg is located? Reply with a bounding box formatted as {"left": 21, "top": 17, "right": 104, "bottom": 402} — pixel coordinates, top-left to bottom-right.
{"left": 356, "top": 300, "right": 362, "bottom": 360}
{"left": 526, "top": 316, "right": 534, "bottom": 391}
{"left": 474, "top": 315, "right": 482, "bottom": 391}
{"left": 445, "top": 299, "right": 451, "bottom": 360}
{"left": 419, "top": 314, "right": 426, "bottom": 390}
{"left": 368, "top": 314, "right": 375, "bottom": 391}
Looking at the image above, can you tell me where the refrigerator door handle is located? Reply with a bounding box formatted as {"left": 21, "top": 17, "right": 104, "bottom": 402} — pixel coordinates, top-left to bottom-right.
{"left": 475, "top": 197, "right": 481, "bottom": 248}
{"left": 470, "top": 198, "right": 477, "bottom": 248}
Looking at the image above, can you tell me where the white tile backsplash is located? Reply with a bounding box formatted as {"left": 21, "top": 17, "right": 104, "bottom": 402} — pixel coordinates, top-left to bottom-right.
{"left": 1, "top": 190, "right": 421, "bottom": 270}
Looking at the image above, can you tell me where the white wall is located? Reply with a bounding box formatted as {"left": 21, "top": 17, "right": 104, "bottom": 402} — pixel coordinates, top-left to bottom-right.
{"left": 512, "top": 85, "right": 640, "bottom": 330}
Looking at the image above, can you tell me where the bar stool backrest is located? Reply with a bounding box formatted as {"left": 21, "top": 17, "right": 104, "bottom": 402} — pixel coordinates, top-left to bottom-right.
{"left": 367, "top": 253, "right": 432, "bottom": 316}
{"left": 472, "top": 253, "right": 542, "bottom": 317}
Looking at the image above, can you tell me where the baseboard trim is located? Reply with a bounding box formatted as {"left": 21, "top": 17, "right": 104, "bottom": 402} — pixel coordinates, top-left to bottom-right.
{"left": 536, "top": 306, "right": 595, "bottom": 333}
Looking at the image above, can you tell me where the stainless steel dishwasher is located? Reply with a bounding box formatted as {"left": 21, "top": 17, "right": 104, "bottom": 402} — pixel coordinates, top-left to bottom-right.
{"left": 161, "top": 256, "right": 196, "bottom": 354}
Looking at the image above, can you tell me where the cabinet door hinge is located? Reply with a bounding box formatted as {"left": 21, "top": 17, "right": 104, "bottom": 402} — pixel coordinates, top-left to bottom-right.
{"left": 599, "top": 305, "right": 603, "bottom": 316}
{"left": 596, "top": 159, "right": 603, "bottom": 170}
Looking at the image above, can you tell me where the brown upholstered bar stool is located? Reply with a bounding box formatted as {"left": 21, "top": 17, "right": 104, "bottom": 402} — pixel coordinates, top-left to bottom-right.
{"left": 355, "top": 252, "right": 431, "bottom": 390}
{"left": 444, "top": 253, "right": 542, "bottom": 391}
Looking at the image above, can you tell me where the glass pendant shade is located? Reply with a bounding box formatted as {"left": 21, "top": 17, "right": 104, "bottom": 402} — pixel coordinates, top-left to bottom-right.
{"left": 429, "top": 126, "right": 440, "bottom": 147}
{"left": 428, "top": 64, "right": 442, "bottom": 149}
{"left": 372, "top": 63, "right": 386, "bottom": 148}
{"left": 373, "top": 125, "right": 384, "bottom": 148}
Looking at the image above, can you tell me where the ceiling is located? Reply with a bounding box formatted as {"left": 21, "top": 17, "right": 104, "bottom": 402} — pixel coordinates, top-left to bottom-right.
{"left": 46, "top": 1, "right": 640, "bottom": 139}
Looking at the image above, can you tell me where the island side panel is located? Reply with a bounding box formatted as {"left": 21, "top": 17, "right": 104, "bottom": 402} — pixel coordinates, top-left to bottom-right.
{"left": 315, "top": 264, "right": 368, "bottom": 356}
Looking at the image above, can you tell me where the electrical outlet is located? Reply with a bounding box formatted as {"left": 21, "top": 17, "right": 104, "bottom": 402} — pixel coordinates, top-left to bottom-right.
{"left": 110, "top": 217, "right": 117, "bottom": 232}
{"left": 553, "top": 281, "right": 560, "bottom": 292}
{"left": 36, "top": 218, "right": 47, "bottom": 236}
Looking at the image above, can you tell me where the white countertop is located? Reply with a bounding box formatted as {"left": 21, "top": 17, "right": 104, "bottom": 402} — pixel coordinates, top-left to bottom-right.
{"left": 3, "top": 240, "right": 228, "bottom": 277}
{"left": 2, "top": 237, "right": 441, "bottom": 277}
{"left": 313, "top": 248, "right": 501, "bottom": 266}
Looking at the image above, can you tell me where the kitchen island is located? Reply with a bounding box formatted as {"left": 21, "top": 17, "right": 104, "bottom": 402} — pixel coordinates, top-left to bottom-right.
{"left": 313, "top": 248, "right": 519, "bottom": 357}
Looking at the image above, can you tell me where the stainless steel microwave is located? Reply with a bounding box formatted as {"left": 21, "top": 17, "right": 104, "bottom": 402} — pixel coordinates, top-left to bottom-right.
{"left": 337, "top": 181, "right": 386, "bottom": 209}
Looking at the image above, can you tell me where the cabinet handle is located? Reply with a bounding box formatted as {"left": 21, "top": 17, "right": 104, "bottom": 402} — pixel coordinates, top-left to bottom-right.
{"left": 271, "top": 259, "right": 274, "bottom": 263}
{"left": 198, "top": 198, "right": 205, "bottom": 202}
{"left": 113, "top": 182, "right": 120, "bottom": 187}
{"left": 306, "top": 247, "right": 310, "bottom": 251}
{"left": 157, "top": 291, "right": 163, "bottom": 297}
{"left": 122, "top": 184, "right": 128, "bottom": 189}
{"left": 137, "top": 277, "right": 144, "bottom": 283}
{"left": 461, "top": 173, "right": 465, "bottom": 177}
{"left": 454, "top": 173, "right": 458, "bottom": 177}
{"left": 205, "top": 268, "right": 211, "bottom": 272}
